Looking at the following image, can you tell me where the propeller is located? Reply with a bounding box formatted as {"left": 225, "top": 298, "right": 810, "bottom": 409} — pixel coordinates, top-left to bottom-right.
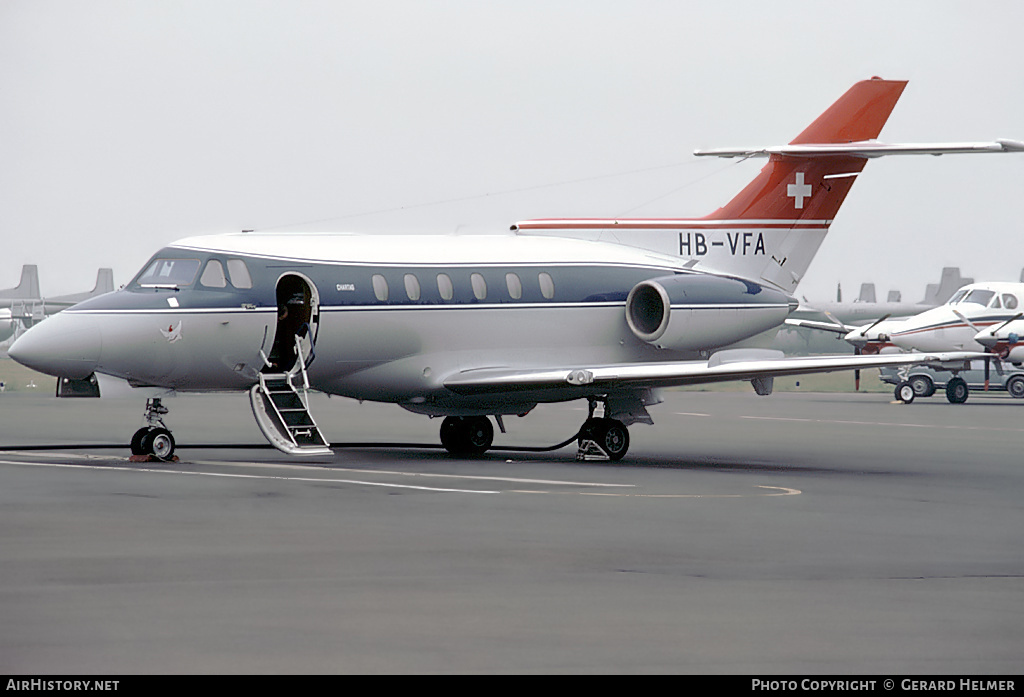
{"left": 856, "top": 313, "right": 892, "bottom": 338}
{"left": 975, "top": 312, "right": 1024, "bottom": 350}
{"left": 964, "top": 311, "right": 1024, "bottom": 390}
{"left": 854, "top": 344, "right": 861, "bottom": 391}
{"left": 950, "top": 309, "right": 991, "bottom": 390}
{"left": 951, "top": 308, "right": 982, "bottom": 333}
{"left": 973, "top": 312, "right": 1024, "bottom": 390}
{"left": 846, "top": 313, "right": 892, "bottom": 391}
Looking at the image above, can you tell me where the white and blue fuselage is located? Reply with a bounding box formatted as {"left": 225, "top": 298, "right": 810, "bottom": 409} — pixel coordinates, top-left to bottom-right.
{"left": 13, "top": 232, "right": 793, "bottom": 416}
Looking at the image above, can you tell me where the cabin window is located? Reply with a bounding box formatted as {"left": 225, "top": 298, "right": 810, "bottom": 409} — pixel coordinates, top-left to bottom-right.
{"left": 962, "top": 289, "right": 995, "bottom": 306}
{"left": 372, "top": 274, "right": 389, "bottom": 302}
{"left": 199, "top": 260, "right": 227, "bottom": 288}
{"left": 991, "top": 295, "right": 1003, "bottom": 309}
{"left": 506, "top": 273, "right": 522, "bottom": 300}
{"left": 471, "top": 273, "right": 487, "bottom": 300}
{"left": 136, "top": 258, "right": 201, "bottom": 287}
{"left": 437, "top": 273, "right": 454, "bottom": 301}
{"left": 539, "top": 272, "right": 555, "bottom": 300}
{"left": 404, "top": 273, "right": 421, "bottom": 301}
{"left": 1003, "top": 294, "right": 1019, "bottom": 310}
{"left": 227, "top": 259, "right": 253, "bottom": 289}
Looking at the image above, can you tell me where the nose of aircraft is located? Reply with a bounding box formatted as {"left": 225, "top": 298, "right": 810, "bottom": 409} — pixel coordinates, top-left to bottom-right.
{"left": 8, "top": 311, "right": 102, "bottom": 379}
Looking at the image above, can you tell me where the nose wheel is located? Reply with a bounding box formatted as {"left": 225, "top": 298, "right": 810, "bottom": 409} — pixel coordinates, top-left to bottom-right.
{"left": 130, "top": 398, "right": 177, "bottom": 461}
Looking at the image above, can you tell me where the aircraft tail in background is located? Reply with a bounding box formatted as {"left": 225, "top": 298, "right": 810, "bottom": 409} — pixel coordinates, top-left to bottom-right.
{"left": 0, "top": 265, "right": 41, "bottom": 303}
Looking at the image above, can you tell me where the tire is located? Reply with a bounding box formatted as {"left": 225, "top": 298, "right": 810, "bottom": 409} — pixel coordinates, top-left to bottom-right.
{"left": 946, "top": 376, "right": 969, "bottom": 404}
{"left": 130, "top": 427, "right": 151, "bottom": 456}
{"left": 440, "top": 416, "right": 493, "bottom": 456}
{"left": 1007, "top": 375, "right": 1024, "bottom": 399}
{"left": 439, "top": 416, "right": 462, "bottom": 454}
{"left": 463, "top": 416, "right": 494, "bottom": 455}
{"left": 909, "top": 374, "right": 935, "bottom": 398}
{"left": 141, "top": 427, "right": 175, "bottom": 459}
{"left": 596, "top": 418, "right": 630, "bottom": 462}
{"left": 895, "top": 381, "right": 915, "bottom": 404}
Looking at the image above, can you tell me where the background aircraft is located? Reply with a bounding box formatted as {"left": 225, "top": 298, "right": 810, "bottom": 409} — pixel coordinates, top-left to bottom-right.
{"left": 0, "top": 266, "right": 115, "bottom": 344}
{"left": 8, "top": 78, "right": 1021, "bottom": 461}
{"left": 0, "top": 265, "right": 40, "bottom": 343}
{"left": 791, "top": 280, "right": 1024, "bottom": 403}
{"left": 776, "top": 267, "right": 973, "bottom": 355}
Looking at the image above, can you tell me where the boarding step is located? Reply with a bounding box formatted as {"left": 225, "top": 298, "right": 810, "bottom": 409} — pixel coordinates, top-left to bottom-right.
{"left": 249, "top": 372, "right": 331, "bottom": 456}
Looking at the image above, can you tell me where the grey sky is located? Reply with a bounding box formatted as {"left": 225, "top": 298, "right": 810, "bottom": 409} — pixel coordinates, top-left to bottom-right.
{"left": 3, "top": 0, "right": 1023, "bottom": 300}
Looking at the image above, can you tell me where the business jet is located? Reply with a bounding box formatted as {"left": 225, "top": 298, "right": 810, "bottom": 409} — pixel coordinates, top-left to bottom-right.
{"left": 9, "top": 78, "right": 1023, "bottom": 461}
{"left": 793, "top": 281, "right": 1024, "bottom": 403}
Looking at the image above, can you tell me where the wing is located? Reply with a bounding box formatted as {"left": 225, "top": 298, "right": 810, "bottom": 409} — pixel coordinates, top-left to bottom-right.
{"left": 443, "top": 349, "right": 986, "bottom": 395}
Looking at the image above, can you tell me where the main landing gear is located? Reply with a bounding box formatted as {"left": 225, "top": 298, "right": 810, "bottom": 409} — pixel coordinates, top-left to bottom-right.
{"left": 130, "top": 398, "right": 176, "bottom": 460}
{"left": 439, "top": 416, "right": 494, "bottom": 456}
{"left": 945, "top": 375, "right": 969, "bottom": 404}
{"left": 576, "top": 416, "right": 630, "bottom": 462}
{"left": 576, "top": 397, "right": 630, "bottom": 461}
{"left": 437, "top": 398, "right": 633, "bottom": 462}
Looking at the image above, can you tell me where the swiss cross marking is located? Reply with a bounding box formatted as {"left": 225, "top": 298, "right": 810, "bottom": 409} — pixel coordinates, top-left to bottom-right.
{"left": 787, "top": 172, "right": 812, "bottom": 209}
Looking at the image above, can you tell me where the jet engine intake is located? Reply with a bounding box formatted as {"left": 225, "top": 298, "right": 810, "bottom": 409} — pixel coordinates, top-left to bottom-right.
{"left": 625, "top": 274, "right": 791, "bottom": 351}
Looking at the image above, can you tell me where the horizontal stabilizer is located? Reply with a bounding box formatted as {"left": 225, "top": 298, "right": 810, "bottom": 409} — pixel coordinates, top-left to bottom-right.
{"left": 695, "top": 139, "right": 1024, "bottom": 159}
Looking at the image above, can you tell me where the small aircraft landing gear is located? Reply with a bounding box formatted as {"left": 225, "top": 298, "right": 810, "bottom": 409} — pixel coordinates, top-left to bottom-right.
{"left": 576, "top": 398, "right": 630, "bottom": 462}
{"left": 130, "top": 398, "right": 176, "bottom": 460}
{"left": 440, "top": 415, "right": 494, "bottom": 456}
{"left": 895, "top": 381, "right": 916, "bottom": 404}
{"left": 945, "top": 376, "right": 969, "bottom": 404}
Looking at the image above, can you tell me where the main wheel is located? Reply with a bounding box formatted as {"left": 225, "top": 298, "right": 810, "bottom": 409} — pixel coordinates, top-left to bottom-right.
{"left": 1006, "top": 375, "right": 1024, "bottom": 399}
{"left": 462, "top": 416, "right": 494, "bottom": 455}
{"left": 895, "top": 381, "right": 915, "bottom": 404}
{"left": 130, "top": 427, "right": 151, "bottom": 455}
{"left": 946, "top": 376, "right": 969, "bottom": 404}
{"left": 439, "top": 416, "right": 493, "bottom": 456}
{"left": 141, "top": 427, "right": 175, "bottom": 460}
{"left": 909, "top": 374, "right": 935, "bottom": 398}
{"left": 439, "top": 416, "right": 462, "bottom": 453}
{"left": 595, "top": 418, "right": 630, "bottom": 461}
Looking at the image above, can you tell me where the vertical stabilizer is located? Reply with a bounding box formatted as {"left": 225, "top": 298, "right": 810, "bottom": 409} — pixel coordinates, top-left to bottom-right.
{"left": 0, "top": 265, "right": 41, "bottom": 301}
{"left": 516, "top": 78, "right": 1019, "bottom": 292}
{"left": 94, "top": 268, "right": 114, "bottom": 295}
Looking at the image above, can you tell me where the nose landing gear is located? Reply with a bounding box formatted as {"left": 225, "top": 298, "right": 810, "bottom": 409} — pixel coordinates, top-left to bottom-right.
{"left": 130, "top": 398, "right": 177, "bottom": 461}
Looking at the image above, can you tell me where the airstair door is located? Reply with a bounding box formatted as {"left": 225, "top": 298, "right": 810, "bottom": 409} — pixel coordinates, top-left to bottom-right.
{"left": 250, "top": 274, "right": 331, "bottom": 455}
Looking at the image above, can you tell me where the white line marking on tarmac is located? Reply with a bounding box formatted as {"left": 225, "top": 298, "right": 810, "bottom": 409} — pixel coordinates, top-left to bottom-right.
{"left": 738, "top": 415, "right": 1024, "bottom": 433}
{"left": 10, "top": 451, "right": 632, "bottom": 489}
{"left": 188, "top": 460, "right": 634, "bottom": 489}
{"left": 510, "top": 485, "right": 801, "bottom": 498}
{"left": 0, "top": 456, "right": 797, "bottom": 499}
{"left": 0, "top": 459, "right": 501, "bottom": 494}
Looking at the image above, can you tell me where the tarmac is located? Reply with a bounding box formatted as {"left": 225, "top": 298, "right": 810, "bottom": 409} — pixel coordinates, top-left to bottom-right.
{"left": 0, "top": 388, "right": 1021, "bottom": 674}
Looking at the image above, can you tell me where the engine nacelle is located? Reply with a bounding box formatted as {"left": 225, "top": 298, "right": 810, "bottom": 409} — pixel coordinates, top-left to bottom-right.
{"left": 625, "top": 274, "right": 793, "bottom": 351}
{"left": 1006, "top": 344, "right": 1024, "bottom": 365}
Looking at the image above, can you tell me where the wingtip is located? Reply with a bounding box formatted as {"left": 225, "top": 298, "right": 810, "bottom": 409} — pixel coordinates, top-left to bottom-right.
{"left": 997, "top": 139, "right": 1024, "bottom": 152}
